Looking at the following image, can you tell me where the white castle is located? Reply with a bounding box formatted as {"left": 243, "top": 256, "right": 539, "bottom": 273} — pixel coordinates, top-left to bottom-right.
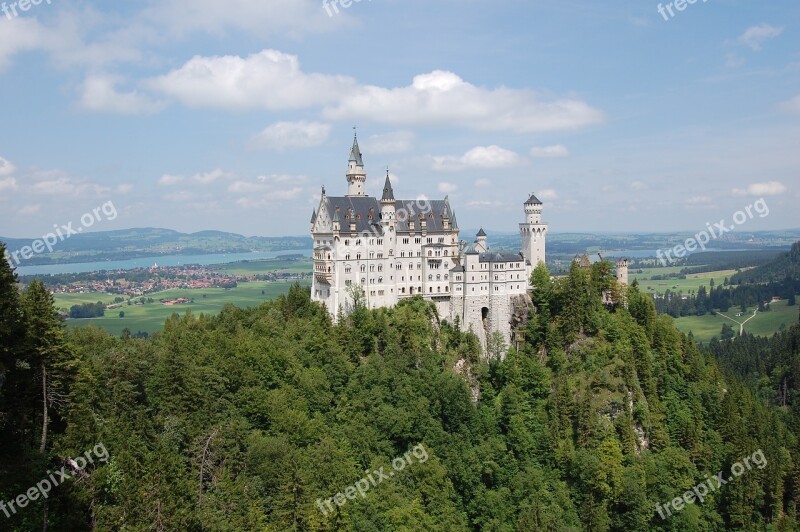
{"left": 310, "top": 134, "right": 548, "bottom": 350}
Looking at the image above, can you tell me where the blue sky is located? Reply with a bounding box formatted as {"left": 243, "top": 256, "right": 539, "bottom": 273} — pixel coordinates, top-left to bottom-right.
{"left": 0, "top": 0, "right": 797, "bottom": 238}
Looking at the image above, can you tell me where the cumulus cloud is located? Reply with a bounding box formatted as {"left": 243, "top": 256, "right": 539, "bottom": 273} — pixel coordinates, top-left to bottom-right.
{"left": 432, "top": 146, "right": 524, "bottom": 171}
{"left": 324, "top": 70, "right": 604, "bottom": 133}
{"left": 0, "top": 157, "right": 15, "bottom": 177}
{"left": 530, "top": 144, "right": 569, "bottom": 158}
{"left": 250, "top": 121, "right": 331, "bottom": 151}
{"left": 738, "top": 24, "right": 783, "bottom": 51}
{"left": 147, "top": 50, "right": 356, "bottom": 110}
{"left": 732, "top": 181, "right": 787, "bottom": 196}
{"left": 29, "top": 174, "right": 110, "bottom": 197}
{"left": 361, "top": 131, "right": 415, "bottom": 155}
{"left": 81, "top": 75, "right": 165, "bottom": 114}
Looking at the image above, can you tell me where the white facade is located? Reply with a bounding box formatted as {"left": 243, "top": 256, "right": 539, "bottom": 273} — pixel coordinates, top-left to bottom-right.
{"left": 311, "top": 135, "right": 548, "bottom": 353}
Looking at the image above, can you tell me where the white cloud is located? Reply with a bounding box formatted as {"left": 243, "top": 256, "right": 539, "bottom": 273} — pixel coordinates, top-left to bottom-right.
{"left": 466, "top": 200, "right": 504, "bottom": 208}
{"left": 324, "top": 70, "right": 604, "bottom": 133}
{"left": 80, "top": 75, "right": 165, "bottom": 114}
{"left": 251, "top": 121, "right": 331, "bottom": 151}
{"left": 438, "top": 182, "right": 458, "bottom": 194}
{"left": 474, "top": 178, "right": 492, "bottom": 188}
{"left": 432, "top": 146, "right": 524, "bottom": 171}
{"left": 228, "top": 180, "right": 269, "bottom": 194}
{"left": 738, "top": 24, "right": 783, "bottom": 51}
{"left": 159, "top": 174, "right": 185, "bottom": 186}
{"left": 0, "top": 177, "right": 18, "bottom": 192}
{"left": 236, "top": 187, "right": 304, "bottom": 208}
{"left": 191, "top": 169, "right": 231, "bottom": 184}
{"left": 0, "top": 17, "right": 49, "bottom": 71}
{"left": 361, "top": 131, "right": 415, "bottom": 155}
{"left": 116, "top": 184, "right": 134, "bottom": 194}
{"left": 732, "top": 181, "right": 787, "bottom": 196}
{"left": 147, "top": 50, "right": 355, "bottom": 110}
{"left": 780, "top": 95, "right": 800, "bottom": 115}
{"left": 30, "top": 175, "right": 109, "bottom": 196}
{"left": 538, "top": 189, "right": 558, "bottom": 201}
{"left": 530, "top": 144, "right": 569, "bottom": 158}
{"left": 18, "top": 205, "right": 41, "bottom": 215}
{"left": 0, "top": 157, "right": 16, "bottom": 177}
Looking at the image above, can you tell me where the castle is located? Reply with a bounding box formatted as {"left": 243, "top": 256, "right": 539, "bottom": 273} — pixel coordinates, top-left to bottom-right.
{"left": 310, "top": 134, "right": 550, "bottom": 350}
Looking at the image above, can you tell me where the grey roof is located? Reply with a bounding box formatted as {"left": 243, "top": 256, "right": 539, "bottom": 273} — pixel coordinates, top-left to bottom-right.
{"left": 476, "top": 228, "right": 487, "bottom": 237}
{"left": 349, "top": 135, "right": 364, "bottom": 166}
{"left": 319, "top": 196, "right": 456, "bottom": 234}
{"left": 479, "top": 251, "right": 525, "bottom": 263}
{"left": 525, "top": 193, "right": 542, "bottom": 205}
{"left": 451, "top": 211, "right": 459, "bottom": 229}
{"left": 310, "top": 209, "right": 317, "bottom": 224}
{"left": 381, "top": 173, "right": 395, "bottom": 201}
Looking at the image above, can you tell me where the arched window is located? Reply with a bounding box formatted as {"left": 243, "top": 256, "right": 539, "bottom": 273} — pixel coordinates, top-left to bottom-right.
{"left": 428, "top": 274, "right": 433, "bottom": 281}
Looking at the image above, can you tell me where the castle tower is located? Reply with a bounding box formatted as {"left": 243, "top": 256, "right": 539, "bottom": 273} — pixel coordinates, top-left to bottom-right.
{"left": 616, "top": 257, "right": 629, "bottom": 285}
{"left": 380, "top": 170, "right": 396, "bottom": 225}
{"left": 346, "top": 133, "right": 366, "bottom": 197}
{"left": 475, "top": 228, "right": 488, "bottom": 253}
{"left": 520, "top": 193, "right": 548, "bottom": 282}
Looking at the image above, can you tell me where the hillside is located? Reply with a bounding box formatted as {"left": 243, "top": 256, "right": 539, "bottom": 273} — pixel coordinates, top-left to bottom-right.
{"left": 1, "top": 252, "right": 798, "bottom": 530}
{"left": 731, "top": 241, "right": 800, "bottom": 285}
{"left": 1, "top": 228, "right": 312, "bottom": 266}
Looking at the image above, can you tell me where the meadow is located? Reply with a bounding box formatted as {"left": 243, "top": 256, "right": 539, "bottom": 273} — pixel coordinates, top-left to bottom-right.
{"left": 673, "top": 299, "right": 798, "bottom": 342}
{"left": 56, "top": 257, "right": 313, "bottom": 336}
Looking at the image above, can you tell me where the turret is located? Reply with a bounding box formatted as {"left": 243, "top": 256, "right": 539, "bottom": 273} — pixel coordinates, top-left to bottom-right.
{"left": 380, "top": 169, "right": 396, "bottom": 225}
{"left": 520, "top": 192, "right": 548, "bottom": 283}
{"left": 346, "top": 132, "right": 366, "bottom": 197}
{"left": 616, "top": 257, "right": 629, "bottom": 285}
{"left": 475, "top": 228, "right": 488, "bottom": 253}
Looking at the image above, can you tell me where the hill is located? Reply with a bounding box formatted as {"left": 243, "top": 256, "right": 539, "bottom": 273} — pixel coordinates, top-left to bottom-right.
{"left": 731, "top": 241, "right": 800, "bottom": 284}
{"left": 1, "top": 227, "right": 313, "bottom": 266}
{"left": 1, "top": 253, "right": 797, "bottom": 530}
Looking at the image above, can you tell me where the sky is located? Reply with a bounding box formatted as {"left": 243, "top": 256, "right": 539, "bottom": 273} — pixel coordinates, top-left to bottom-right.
{"left": 0, "top": 0, "right": 797, "bottom": 239}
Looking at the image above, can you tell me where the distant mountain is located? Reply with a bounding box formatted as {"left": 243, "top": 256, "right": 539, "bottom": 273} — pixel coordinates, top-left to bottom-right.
{"left": 1, "top": 228, "right": 313, "bottom": 266}
{"left": 731, "top": 241, "right": 800, "bottom": 284}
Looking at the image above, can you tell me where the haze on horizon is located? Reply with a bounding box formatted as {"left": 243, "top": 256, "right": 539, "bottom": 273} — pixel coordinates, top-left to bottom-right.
{"left": 0, "top": 0, "right": 797, "bottom": 239}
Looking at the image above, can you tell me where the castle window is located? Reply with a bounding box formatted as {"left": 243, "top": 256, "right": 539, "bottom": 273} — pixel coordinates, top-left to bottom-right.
{"left": 389, "top": 249, "right": 393, "bottom": 256}
{"left": 345, "top": 254, "right": 350, "bottom": 260}
{"left": 361, "top": 278, "right": 366, "bottom": 284}
{"left": 378, "top": 265, "right": 383, "bottom": 272}
{"left": 403, "top": 238, "right": 409, "bottom": 244}
{"left": 428, "top": 274, "right": 433, "bottom": 281}
{"left": 378, "top": 277, "right": 383, "bottom": 283}
{"left": 427, "top": 250, "right": 432, "bottom": 257}
{"left": 345, "top": 265, "right": 352, "bottom": 273}
{"left": 360, "top": 265, "right": 366, "bottom": 272}
{"left": 436, "top": 274, "right": 441, "bottom": 281}
{"left": 356, "top": 253, "right": 362, "bottom": 260}
{"left": 370, "top": 265, "right": 375, "bottom": 272}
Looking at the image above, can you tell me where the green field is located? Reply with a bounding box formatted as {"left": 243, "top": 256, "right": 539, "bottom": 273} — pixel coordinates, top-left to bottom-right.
{"left": 58, "top": 280, "right": 310, "bottom": 337}
{"left": 632, "top": 268, "right": 738, "bottom": 294}
{"left": 673, "top": 299, "right": 799, "bottom": 342}
{"left": 216, "top": 257, "right": 311, "bottom": 275}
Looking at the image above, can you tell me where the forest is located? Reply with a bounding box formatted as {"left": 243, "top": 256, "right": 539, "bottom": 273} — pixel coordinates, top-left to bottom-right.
{"left": 1, "top": 242, "right": 798, "bottom": 531}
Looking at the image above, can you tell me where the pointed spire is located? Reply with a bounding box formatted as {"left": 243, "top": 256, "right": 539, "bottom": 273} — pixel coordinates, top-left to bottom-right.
{"left": 477, "top": 228, "right": 487, "bottom": 237}
{"left": 310, "top": 209, "right": 317, "bottom": 224}
{"left": 381, "top": 169, "right": 395, "bottom": 202}
{"left": 348, "top": 130, "right": 364, "bottom": 166}
{"left": 332, "top": 208, "right": 340, "bottom": 222}
{"left": 451, "top": 211, "right": 459, "bottom": 229}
